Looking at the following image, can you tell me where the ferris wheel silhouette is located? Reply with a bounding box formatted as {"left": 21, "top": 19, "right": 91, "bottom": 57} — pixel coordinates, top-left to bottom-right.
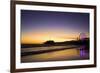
{"left": 79, "top": 33, "right": 87, "bottom": 40}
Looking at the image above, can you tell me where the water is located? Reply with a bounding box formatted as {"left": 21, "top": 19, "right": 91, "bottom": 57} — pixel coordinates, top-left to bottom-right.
{"left": 21, "top": 45, "right": 78, "bottom": 53}
{"left": 21, "top": 45, "right": 89, "bottom": 63}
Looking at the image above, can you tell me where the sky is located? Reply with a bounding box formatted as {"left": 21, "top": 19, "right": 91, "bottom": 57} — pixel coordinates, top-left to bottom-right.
{"left": 21, "top": 10, "right": 89, "bottom": 44}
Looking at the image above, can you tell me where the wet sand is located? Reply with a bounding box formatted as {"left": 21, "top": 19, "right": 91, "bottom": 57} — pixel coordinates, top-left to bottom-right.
{"left": 21, "top": 46, "right": 89, "bottom": 63}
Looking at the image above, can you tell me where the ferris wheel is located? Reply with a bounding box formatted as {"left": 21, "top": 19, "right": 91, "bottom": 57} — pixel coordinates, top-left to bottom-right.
{"left": 79, "top": 33, "right": 87, "bottom": 40}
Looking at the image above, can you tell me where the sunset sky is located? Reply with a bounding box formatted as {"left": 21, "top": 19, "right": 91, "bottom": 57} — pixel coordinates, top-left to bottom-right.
{"left": 21, "top": 10, "right": 89, "bottom": 44}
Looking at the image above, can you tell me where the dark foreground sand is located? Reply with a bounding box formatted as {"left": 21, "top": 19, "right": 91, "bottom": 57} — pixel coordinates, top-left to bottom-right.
{"left": 21, "top": 45, "right": 89, "bottom": 63}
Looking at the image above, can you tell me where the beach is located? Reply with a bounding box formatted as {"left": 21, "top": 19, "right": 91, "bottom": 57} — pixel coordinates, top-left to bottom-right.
{"left": 21, "top": 45, "right": 89, "bottom": 63}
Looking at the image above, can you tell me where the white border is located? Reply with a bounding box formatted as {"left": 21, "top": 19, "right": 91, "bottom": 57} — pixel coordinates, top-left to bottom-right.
{"left": 15, "top": 4, "right": 94, "bottom": 69}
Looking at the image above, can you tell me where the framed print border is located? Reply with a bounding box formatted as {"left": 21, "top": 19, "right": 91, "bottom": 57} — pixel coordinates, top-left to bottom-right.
{"left": 10, "top": 0, "right": 97, "bottom": 73}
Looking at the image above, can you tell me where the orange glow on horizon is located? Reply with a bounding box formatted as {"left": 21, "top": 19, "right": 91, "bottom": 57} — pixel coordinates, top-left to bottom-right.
{"left": 21, "top": 31, "right": 83, "bottom": 44}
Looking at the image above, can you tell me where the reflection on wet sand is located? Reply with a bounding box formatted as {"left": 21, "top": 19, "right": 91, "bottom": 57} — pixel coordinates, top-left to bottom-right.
{"left": 21, "top": 46, "right": 89, "bottom": 63}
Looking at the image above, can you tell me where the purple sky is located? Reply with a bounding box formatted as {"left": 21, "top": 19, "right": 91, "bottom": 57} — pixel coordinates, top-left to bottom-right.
{"left": 21, "top": 10, "right": 89, "bottom": 43}
{"left": 21, "top": 10, "right": 89, "bottom": 33}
